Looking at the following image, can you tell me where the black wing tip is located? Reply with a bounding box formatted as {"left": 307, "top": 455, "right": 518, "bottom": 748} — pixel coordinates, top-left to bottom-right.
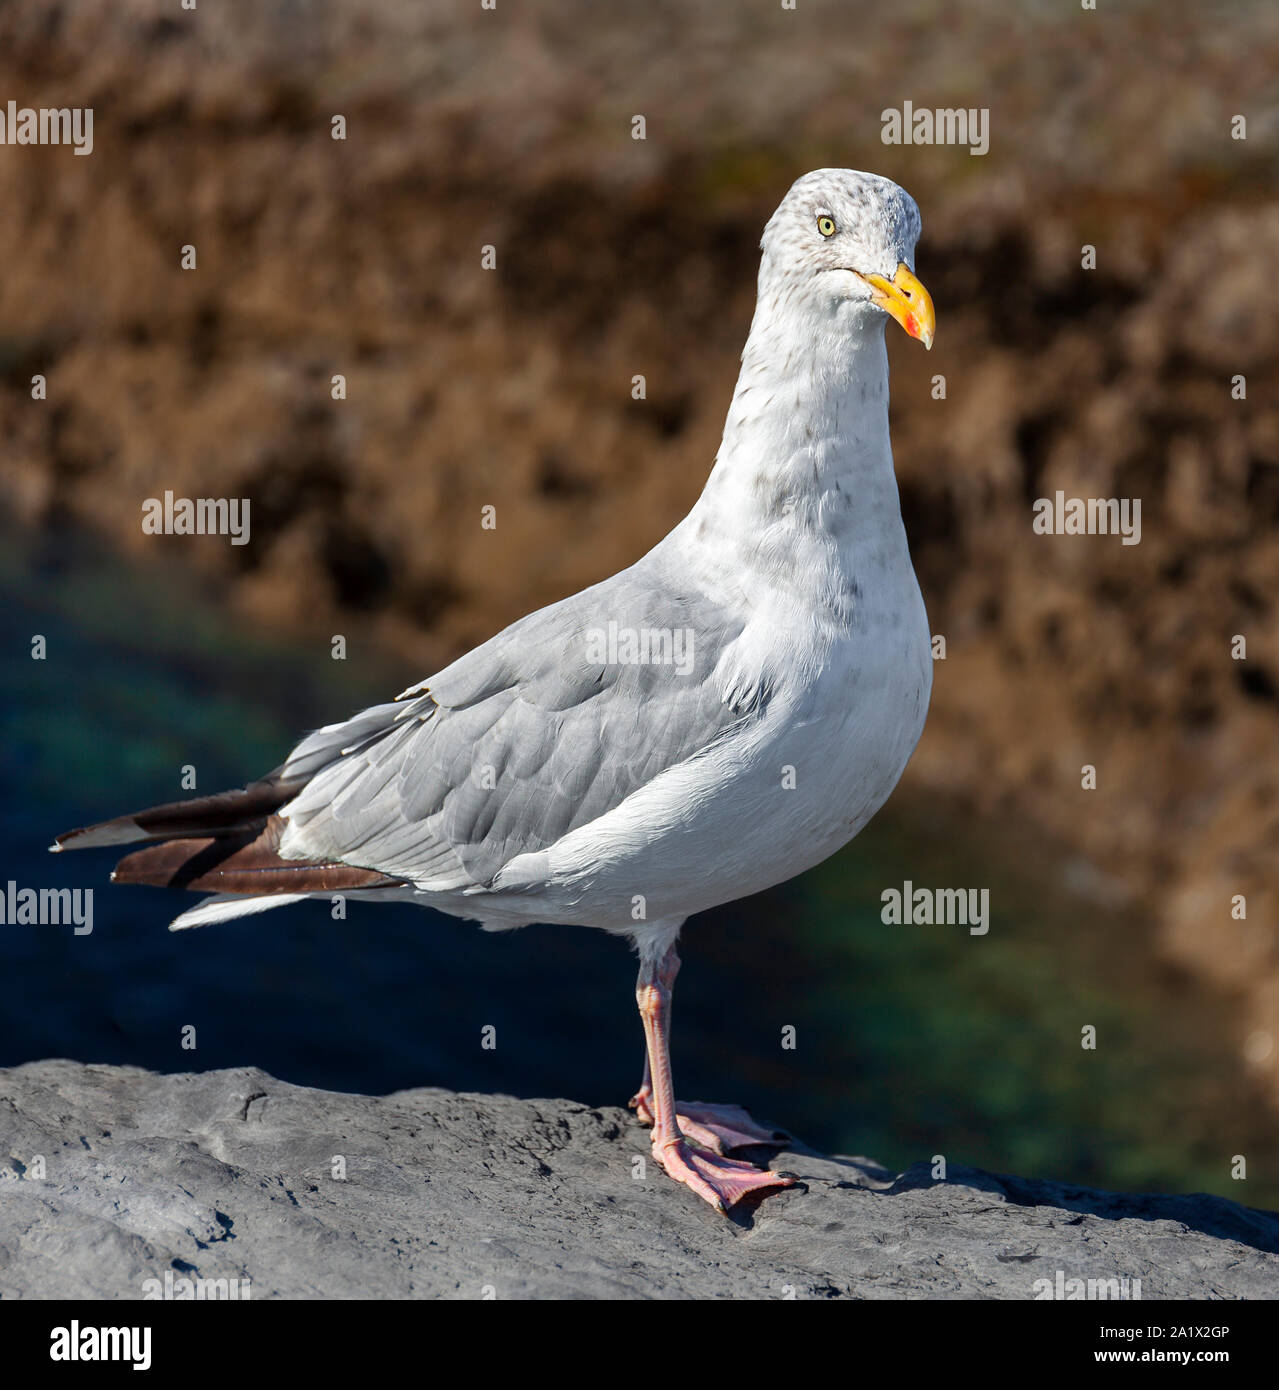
{"left": 50, "top": 778, "right": 302, "bottom": 855}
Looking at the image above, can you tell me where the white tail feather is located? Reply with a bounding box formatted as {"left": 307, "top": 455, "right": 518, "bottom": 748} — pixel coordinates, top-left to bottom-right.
{"left": 168, "top": 893, "right": 310, "bottom": 932}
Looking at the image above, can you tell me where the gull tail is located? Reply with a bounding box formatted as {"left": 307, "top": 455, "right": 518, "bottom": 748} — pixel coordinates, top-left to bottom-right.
{"left": 168, "top": 892, "right": 311, "bottom": 932}
{"left": 52, "top": 780, "right": 402, "bottom": 925}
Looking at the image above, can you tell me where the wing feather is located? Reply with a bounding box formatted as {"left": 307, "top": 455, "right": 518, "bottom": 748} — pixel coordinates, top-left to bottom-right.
{"left": 276, "top": 559, "right": 755, "bottom": 890}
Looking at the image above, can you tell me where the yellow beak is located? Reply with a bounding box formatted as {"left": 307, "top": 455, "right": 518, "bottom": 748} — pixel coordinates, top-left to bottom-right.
{"left": 860, "top": 263, "right": 935, "bottom": 350}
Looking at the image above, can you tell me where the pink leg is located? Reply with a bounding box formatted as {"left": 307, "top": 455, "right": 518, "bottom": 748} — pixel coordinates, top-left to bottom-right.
{"left": 634, "top": 943, "right": 794, "bottom": 1213}
{"left": 629, "top": 950, "right": 789, "bottom": 1155}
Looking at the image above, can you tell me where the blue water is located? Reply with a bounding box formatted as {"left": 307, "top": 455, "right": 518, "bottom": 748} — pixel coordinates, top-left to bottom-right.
{"left": 3, "top": 525, "right": 1276, "bottom": 1206}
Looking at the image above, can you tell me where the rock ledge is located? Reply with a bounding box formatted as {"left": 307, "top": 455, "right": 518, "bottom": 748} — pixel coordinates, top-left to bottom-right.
{"left": 1, "top": 1060, "right": 1275, "bottom": 1299}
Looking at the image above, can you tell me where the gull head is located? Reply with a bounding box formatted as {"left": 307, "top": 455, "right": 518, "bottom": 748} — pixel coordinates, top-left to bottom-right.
{"left": 759, "top": 169, "right": 934, "bottom": 349}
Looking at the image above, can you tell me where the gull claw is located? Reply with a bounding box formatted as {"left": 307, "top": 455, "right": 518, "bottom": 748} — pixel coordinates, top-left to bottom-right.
{"left": 652, "top": 1138, "right": 795, "bottom": 1212}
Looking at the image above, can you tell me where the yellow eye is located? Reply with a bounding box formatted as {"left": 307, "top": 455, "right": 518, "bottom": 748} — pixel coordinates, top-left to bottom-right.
{"left": 817, "top": 215, "right": 837, "bottom": 238}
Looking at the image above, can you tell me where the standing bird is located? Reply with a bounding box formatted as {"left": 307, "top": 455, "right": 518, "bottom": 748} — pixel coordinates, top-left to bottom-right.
{"left": 54, "top": 169, "right": 935, "bottom": 1213}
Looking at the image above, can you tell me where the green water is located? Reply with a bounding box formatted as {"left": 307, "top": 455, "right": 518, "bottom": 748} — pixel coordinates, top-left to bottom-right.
{"left": 764, "top": 811, "right": 1272, "bottom": 1200}
{"left": 4, "top": 525, "right": 1276, "bottom": 1209}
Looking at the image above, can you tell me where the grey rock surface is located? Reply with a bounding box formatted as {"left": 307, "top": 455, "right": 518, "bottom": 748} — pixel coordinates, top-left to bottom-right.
{"left": 1, "top": 1059, "right": 1276, "bottom": 1299}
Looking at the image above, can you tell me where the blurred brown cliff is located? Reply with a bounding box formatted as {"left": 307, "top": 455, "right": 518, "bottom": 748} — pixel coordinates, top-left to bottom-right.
{"left": 1, "top": 4, "right": 1277, "bottom": 1094}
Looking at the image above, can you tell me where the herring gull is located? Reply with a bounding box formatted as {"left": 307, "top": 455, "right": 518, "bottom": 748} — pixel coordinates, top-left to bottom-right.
{"left": 54, "top": 169, "right": 936, "bottom": 1213}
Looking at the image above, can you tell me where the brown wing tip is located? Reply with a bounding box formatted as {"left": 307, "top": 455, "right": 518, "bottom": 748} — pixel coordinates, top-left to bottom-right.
{"left": 112, "top": 819, "right": 400, "bottom": 895}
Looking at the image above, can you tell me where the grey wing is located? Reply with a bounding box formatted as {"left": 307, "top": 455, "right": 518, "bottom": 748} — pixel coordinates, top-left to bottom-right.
{"left": 276, "top": 561, "right": 753, "bottom": 891}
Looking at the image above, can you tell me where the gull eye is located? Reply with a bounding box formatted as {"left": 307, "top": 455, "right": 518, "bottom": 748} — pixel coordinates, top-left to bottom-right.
{"left": 817, "top": 215, "right": 837, "bottom": 238}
